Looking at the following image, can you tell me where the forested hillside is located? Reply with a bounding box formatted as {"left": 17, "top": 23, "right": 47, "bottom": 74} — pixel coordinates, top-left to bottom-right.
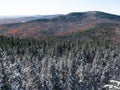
{"left": 0, "top": 11, "right": 120, "bottom": 39}
{"left": 0, "top": 31, "right": 120, "bottom": 90}
{"left": 0, "top": 11, "right": 120, "bottom": 90}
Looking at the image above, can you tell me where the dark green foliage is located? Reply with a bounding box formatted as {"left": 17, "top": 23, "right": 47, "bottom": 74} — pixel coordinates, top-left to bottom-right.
{"left": 0, "top": 28, "right": 120, "bottom": 90}
{"left": 95, "top": 11, "right": 120, "bottom": 21}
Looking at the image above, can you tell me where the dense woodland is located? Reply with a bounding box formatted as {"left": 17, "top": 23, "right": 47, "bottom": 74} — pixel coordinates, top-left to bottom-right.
{"left": 0, "top": 26, "right": 120, "bottom": 90}
{"left": 0, "top": 11, "right": 120, "bottom": 90}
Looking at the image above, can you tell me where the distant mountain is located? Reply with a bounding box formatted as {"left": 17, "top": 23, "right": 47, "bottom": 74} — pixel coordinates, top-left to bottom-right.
{"left": 0, "top": 11, "right": 120, "bottom": 41}
{"left": 0, "top": 15, "right": 61, "bottom": 25}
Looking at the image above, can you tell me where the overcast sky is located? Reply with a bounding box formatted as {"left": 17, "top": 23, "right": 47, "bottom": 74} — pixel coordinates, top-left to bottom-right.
{"left": 0, "top": 0, "right": 119, "bottom": 16}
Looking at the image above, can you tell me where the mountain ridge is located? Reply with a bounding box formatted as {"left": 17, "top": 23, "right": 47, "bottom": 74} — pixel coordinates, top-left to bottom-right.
{"left": 0, "top": 11, "right": 120, "bottom": 41}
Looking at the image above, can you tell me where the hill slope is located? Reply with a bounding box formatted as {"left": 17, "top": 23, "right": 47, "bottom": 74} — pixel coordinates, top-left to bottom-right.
{"left": 0, "top": 11, "right": 120, "bottom": 40}
{"left": 0, "top": 11, "right": 120, "bottom": 90}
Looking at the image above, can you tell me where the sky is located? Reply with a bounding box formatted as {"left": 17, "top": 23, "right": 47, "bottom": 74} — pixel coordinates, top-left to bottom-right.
{"left": 0, "top": 0, "right": 119, "bottom": 16}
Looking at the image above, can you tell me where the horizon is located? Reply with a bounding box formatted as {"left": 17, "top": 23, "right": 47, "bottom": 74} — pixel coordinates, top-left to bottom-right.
{"left": 0, "top": 11, "right": 120, "bottom": 17}
{"left": 0, "top": 0, "right": 119, "bottom": 16}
